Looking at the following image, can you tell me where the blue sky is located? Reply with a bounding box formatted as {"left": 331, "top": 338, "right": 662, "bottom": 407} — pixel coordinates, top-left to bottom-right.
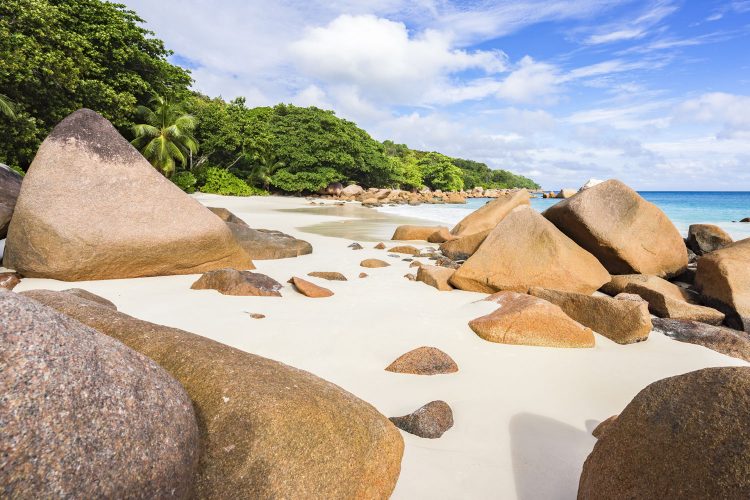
{"left": 122, "top": 0, "right": 750, "bottom": 190}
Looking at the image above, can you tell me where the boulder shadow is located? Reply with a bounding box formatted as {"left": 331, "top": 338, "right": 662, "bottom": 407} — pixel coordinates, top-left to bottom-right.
{"left": 509, "top": 412, "right": 595, "bottom": 500}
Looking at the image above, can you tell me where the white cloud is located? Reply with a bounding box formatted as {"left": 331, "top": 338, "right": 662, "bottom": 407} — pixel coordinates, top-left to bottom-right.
{"left": 495, "top": 57, "right": 561, "bottom": 103}
{"left": 677, "top": 92, "right": 750, "bottom": 139}
{"left": 581, "top": 0, "right": 678, "bottom": 45}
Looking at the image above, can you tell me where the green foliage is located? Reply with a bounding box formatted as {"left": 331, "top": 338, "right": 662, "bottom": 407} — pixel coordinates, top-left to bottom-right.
{"left": 452, "top": 158, "right": 539, "bottom": 189}
{"left": 0, "top": 0, "right": 192, "bottom": 167}
{"left": 0, "top": 94, "right": 15, "bottom": 117}
{"left": 171, "top": 170, "right": 196, "bottom": 193}
{"left": 9, "top": 164, "right": 26, "bottom": 177}
{"left": 270, "top": 167, "right": 344, "bottom": 194}
{"left": 418, "top": 153, "right": 465, "bottom": 191}
{"left": 199, "top": 167, "right": 254, "bottom": 196}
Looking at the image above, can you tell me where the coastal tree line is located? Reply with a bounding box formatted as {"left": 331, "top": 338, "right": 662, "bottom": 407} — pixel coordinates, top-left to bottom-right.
{"left": 0, "top": 0, "right": 540, "bottom": 194}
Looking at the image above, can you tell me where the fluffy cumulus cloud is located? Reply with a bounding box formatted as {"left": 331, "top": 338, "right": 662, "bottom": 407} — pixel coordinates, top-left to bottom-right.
{"left": 676, "top": 93, "right": 750, "bottom": 139}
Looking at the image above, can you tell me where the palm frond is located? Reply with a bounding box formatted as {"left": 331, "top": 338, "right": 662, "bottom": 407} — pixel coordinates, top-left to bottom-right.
{"left": 0, "top": 94, "right": 16, "bottom": 118}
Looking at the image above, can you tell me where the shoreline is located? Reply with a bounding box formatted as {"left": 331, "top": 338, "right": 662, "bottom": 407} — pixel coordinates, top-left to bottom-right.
{"left": 10, "top": 194, "right": 748, "bottom": 498}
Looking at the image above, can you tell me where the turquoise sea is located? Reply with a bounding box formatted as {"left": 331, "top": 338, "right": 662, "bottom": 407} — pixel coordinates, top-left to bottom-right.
{"left": 377, "top": 191, "right": 750, "bottom": 241}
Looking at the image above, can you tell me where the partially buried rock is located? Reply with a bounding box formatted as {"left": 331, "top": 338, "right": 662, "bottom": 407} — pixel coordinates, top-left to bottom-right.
{"left": 404, "top": 273, "right": 416, "bottom": 281}
{"left": 0, "top": 163, "right": 22, "bottom": 238}
{"left": 349, "top": 242, "right": 364, "bottom": 250}
{"left": 578, "top": 367, "right": 750, "bottom": 499}
{"left": 416, "top": 265, "right": 455, "bottom": 291}
{"left": 388, "top": 245, "right": 420, "bottom": 255}
{"left": 450, "top": 190, "right": 530, "bottom": 237}
{"left": 374, "top": 242, "right": 386, "bottom": 249}
{"left": 652, "top": 317, "right": 750, "bottom": 362}
{"left": 392, "top": 225, "right": 449, "bottom": 241}
{"left": 247, "top": 313, "right": 266, "bottom": 319}
{"left": 290, "top": 276, "right": 334, "bottom": 298}
{"left": 695, "top": 238, "right": 750, "bottom": 331}
{"left": 361, "top": 258, "right": 390, "bottom": 268}
{"left": 307, "top": 271, "right": 347, "bottom": 281}
{"left": 359, "top": 272, "right": 369, "bottom": 278}
{"left": 450, "top": 206, "right": 610, "bottom": 294}
{"left": 4, "top": 109, "right": 253, "bottom": 280}
{"left": 687, "top": 223, "right": 733, "bottom": 256}
{"left": 1, "top": 291, "right": 199, "bottom": 498}
{"left": 471, "top": 291, "right": 595, "bottom": 348}
{"left": 385, "top": 346, "right": 458, "bottom": 375}
{"left": 22, "top": 290, "right": 405, "bottom": 499}
{"left": 390, "top": 401, "right": 454, "bottom": 439}
{"left": 624, "top": 282, "right": 725, "bottom": 326}
{"left": 0, "top": 271, "right": 21, "bottom": 290}
{"left": 529, "top": 287, "right": 651, "bottom": 344}
{"left": 544, "top": 179, "right": 687, "bottom": 278}
{"left": 191, "top": 268, "right": 282, "bottom": 296}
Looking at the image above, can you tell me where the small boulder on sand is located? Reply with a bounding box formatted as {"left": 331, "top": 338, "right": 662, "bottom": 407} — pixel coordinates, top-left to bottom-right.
{"left": 359, "top": 272, "right": 369, "bottom": 278}
{"left": 544, "top": 179, "right": 687, "bottom": 278}
{"left": 450, "top": 190, "right": 529, "bottom": 237}
{"left": 416, "top": 265, "right": 455, "bottom": 291}
{"left": 392, "top": 225, "right": 449, "bottom": 241}
{"left": 578, "top": 367, "right": 750, "bottom": 498}
{"left": 374, "top": 242, "right": 386, "bottom": 249}
{"left": 385, "top": 346, "right": 458, "bottom": 375}
{"left": 687, "top": 224, "right": 733, "bottom": 256}
{"left": 470, "top": 291, "right": 595, "bottom": 348}
{"left": 307, "top": 271, "right": 347, "bottom": 281}
{"left": 191, "top": 268, "right": 282, "bottom": 296}
{"left": 652, "top": 318, "right": 750, "bottom": 362}
{"left": 388, "top": 245, "right": 420, "bottom": 255}
{"left": 361, "top": 259, "right": 390, "bottom": 268}
{"left": 390, "top": 401, "right": 454, "bottom": 439}
{"left": 290, "top": 276, "right": 334, "bottom": 298}
{"left": 695, "top": 238, "right": 750, "bottom": 331}
{"left": 0, "top": 271, "right": 21, "bottom": 291}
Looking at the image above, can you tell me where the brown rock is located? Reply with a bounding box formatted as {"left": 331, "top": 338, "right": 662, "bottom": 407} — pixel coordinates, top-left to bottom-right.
{"left": 439, "top": 229, "right": 490, "bottom": 260}
{"left": 207, "top": 206, "right": 249, "bottom": 226}
{"left": 624, "top": 283, "right": 725, "bottom": 325}
{"left": 578, "top": 367, "right": 750, "bottom": 499}
{"left": 404, "top": 273, "right": 417, "bottom": 281}
{"left": 22, "top": 290, "right": 405, "bottom": 499}
{"left": 0, "top": 163, "right": 22, "bottom": 238}
{"left": 0, "top": 271, "right": 21, "bottom": 290}
{"left": 4, "top": 109, "right": 253, "bottom": 280}
{"left": 307, "top": 271, "right": 347, "bottom": 281}
{"left": 450, "top": 190, "right": 530, "bottom": 237}
{"left": 290, "top": 276, "right": 334, "bottom": 298}
{"left": 416, "top": 265, "right": 455, "bottom": 291}
{"left": 601, "top": 274, "right": 691, "bottom": 302}
{"left": 390, "top": 401, "right": 454, "bottom": 439}
{"left": 427, "top": 227, "right": 455, "bottom": 243}
{"left": 392, "top": 225, "right": 449, "bottom": 241}
{"left": 614, "top": 292, "right": 646, "bottom": 303}
{"left": 409, "top": 261, "right": 423, "bottom": 268}
{"left": 1, "top": 291, "right": 199, "bottom": 498}
{"left": 544, "top": 179, "right": 687, "bottom": 278}
{"left": 226, "top": 224, "right": 312, "bottom": 260}
{"left": 529, "top": 287, "right": 651, "bottom": 344}
{"left": 359, "top": 272, "right": 369, "bottom": 278}
{"left": 591, "top": 415, "right": 618, "bottom": 439}
{"left": 687, "top": 223, "right": 733, "bottom": 255}
{"left": 247, "top": 313, "right": 266, "bottom": 319}
{"left": 361, "top": 259, "right": 390, "bottom": 268}
{"left": 374, "top": 242, "right": 386, "bottom": 249}
{"left": 191, "top": 268, "right": 282, "bottom": 296}
{"left": 741, "top": 217, "right": 750, "bottom": 223}
{"left": 451, "top": 207, "right": 610, "bottom": 294}
{"left": 385, "top": 347, "right": 458, "bottom": 375}
{"left": 445, "top": 192, "right": 465, "bottom": 204}
{"left": 61, "top": 288, "right": 116, "bottom": 309}
{"left": 652, "top": 317, "right": 750, "bottom": 362}
{"left": 388, "top": 245, "right": 420, "bottom": 255}
{"left": 349, "top": 242, "right": 364, "bottom": 250}
{"left": 695, "top": 238, "right": 750, "bottom": 331}
{"left": 470, "top": 291, "right": 595, "bottom": 348}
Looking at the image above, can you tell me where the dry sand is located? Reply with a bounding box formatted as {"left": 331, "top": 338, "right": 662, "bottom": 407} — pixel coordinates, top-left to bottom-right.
{"left": 12, "top": 194, "right": 748, "bottom": 499}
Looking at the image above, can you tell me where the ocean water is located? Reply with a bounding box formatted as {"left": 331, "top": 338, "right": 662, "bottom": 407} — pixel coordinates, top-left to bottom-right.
{"left": 376, "top": 191, "right": 750, "bottom": 241}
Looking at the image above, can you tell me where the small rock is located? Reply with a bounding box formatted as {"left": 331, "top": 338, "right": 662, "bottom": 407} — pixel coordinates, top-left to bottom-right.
{"left": 388, "top": 245, "right": 420, "bottom": 255}
{"left": 385, "top": 347, "right": 458, "bottom": 375}
{"left": 741, "top": 217, "right": 749, "bottom": 223}
{"left": 435, "top": 256, "right": 460, "bottom": 269}
{"left": 404, "top": 273, "right": 417, "bottom": 281}
{"left": 374, "top": 242, "right": 386, "bottom": 249}
{"left": 307, "top": 271, "right": 347, "bottom": 281}
{"left": 359, "top": 272, "right": 369, "bottom": 278}
{"left": 348, "top": 242, "right": 364, "bottom": 250}
{"left": 0, "top": 272, "right": 21, "bottom": 290}
{"left": 390, "top": 401, "right": 454, "bottom": 439}
{"left": 246, "top": 313, "right": 266, "bottom": 319}
{"left": 409, "top": 261, "right": 423, "bottom": 268}
{"left": 289, "top": 277, "right": 334, "bottom": 298}
{"left": 191, "top": 269, "right": 282, "bottom": 296}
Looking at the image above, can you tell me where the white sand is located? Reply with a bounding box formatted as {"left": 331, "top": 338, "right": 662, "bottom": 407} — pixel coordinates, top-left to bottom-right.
{"left": 13, "top": 194, "right": 748, "bottom": 499}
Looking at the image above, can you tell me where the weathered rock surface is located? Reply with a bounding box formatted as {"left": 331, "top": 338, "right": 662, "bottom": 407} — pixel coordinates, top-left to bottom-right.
{"left": 451, "top": 207, "right": 610, "bottom": 294}
{"left": 695, "top": 238, "right": 750, "bottom": 331}
{"left": 22, "top": 290, "right": 405, "bottom": 499}
{"left": 290, "top": 276, "right": 334, "bottom": 298}
{"left": 385, "top": 347, "right": 458, "bottom": 375}
{"left": 652, "top": 318, "right": 750, "bottom": 362}
{"left": 342, "top": 184, "right": 364, "bottom": 197}
{"left": 591, "top": 415, "right": 618, "bottom": 439}
{"left": 4, "top": 110, "right": 253, "bottom": 279}
{"left": 427, "top": 227, "right": 455, "bottom": 244}
{"left": 361, "top": 258, "right": 390, "bottom": 268}
{"left": 544, "top": 179, "right": 687, "bottom": 278}
{"left": 307, "top": 271, "right": 347, "bottom": 281}
{"left": 349, "top": 242, "right": 364, "bottom": 250}
{"left": 450, "top": 190, "right": 529, "bottom": 237}
{"left": 471, "top": 291, "right": 595, "bottom": 348}
{"left": 556, "top": 188, "right": 577, "bottom": 199}
{"left": 1, "top": 291, "right": 199, "bottom": 498}
{"left": 439, "top": 229, "right": 491, "bottom": 261}
{"left": 388, "top": 245, "right": 420, "bottom": 255}
{"left": 390, "top": 401, "right": 454, "bottom": 439}
{"left": 416, "top": 265, "right": 455, "bottom": 291}
{"left": 578, "top": 367, "right": 750, "bottom": 499}
{"left": 600, "top": 274, "right": 691, "bottom": 301}
{"left": 624, "top": 282, "right": 725, "bottom": 325}
{"left": 191, "top": 268, "right": 282, "bottom": 296}
{"left": 227, "top": 224, "right": 312, "bottom": 260}
{"left": 529, "top": 287, "right": 651, "bottom": 344}
{"left": 392, "top": 225, "right": 449, "bottom": 241}
{"left": 687, "top": 224, "right": 733, "bottom": 256}
{"left": 61, "top": 288, "right": 117, "bottom": 309}
{"left": 0, "top": 163, "right": 22, "bottom": 238}
{"left": 0, "top": 271, "right": 21, "bottom": 290}
{"left": 207, "top": 206, "right": 249, "bottom": 226}
{"left": 374, "top": 242, "right": 386, "bottom": 249}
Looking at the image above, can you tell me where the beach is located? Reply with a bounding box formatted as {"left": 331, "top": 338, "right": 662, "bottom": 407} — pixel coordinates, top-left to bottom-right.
{"left": 13, "top": 193, "right": 748, "bottom": 499}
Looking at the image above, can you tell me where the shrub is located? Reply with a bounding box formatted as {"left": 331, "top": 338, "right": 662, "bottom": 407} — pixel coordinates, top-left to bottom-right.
{"left": 199, "top": 167, "right": 253, "bottom": 196}
{"left": 9, "top": 164, "right": 24, "bottom": 177}
{"left": 270, "top": 167, "right": 344, "bottom": 193}
{"left": 171, "top": 171, "right": 197, "bottom": 193}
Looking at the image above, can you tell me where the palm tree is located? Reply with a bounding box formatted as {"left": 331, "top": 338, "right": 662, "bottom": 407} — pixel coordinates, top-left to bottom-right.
{"left": 131, "top": 95, "right": 198, "bottom": 178}
{"left": 0, "top": 94, "right": 15, "bottom": 118}
{"left": 246, "top": 132, "right": 284, "bottom": 190}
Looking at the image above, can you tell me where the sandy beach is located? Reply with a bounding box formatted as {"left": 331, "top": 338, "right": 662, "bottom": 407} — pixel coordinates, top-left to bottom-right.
{"left": 12, "top": 194, "right": 749, "bottom": 499}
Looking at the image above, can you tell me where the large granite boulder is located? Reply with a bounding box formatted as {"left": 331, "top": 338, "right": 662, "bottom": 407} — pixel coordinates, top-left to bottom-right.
{"left": 0, "top": 163, "right": 22, "bottom": 238}
{"left": 529, "top": 287, "right": 651, "bottom": 344}
{"left": 450, "top": 190, "right": 529, "bottom": 237}
{"left": 687, "top": 223, "right": 733, "bottom": 256}
{"left": 1, "top": 291, "right": 198, "bottom": 498}
{"left": 578, "top": 367, "right": 750, "bottom": 499}
{"left": 439, "top": 229, "right": 490, "bottom": 261}
{"left": 470, "top": 291, "right": 595, "bottom": 348}
{"left": 392, "top": 225, "right": 449, "bottom": 241}
{"left": 544, "top": 180, "right": 687, "bottom": 278}
{"left": 4, "top": 109, "right": 253, "bottom": 280}
{"left": 695, "top": 238, "right": 750, "bottom": 331}
{"left": 652, "top": 318, "right": 750, "bottom": 362}
{"left": 450, "top": 206, "right": 610, "bottom": 294}
{"left": 23, "top": 290, "right": 404, "bottom": 499}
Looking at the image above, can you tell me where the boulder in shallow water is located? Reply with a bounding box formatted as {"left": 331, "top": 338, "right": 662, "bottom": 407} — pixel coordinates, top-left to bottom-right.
{"left": 0, "top": 163, "right": 22, "bottom": 239}
{"left": 390, "top": 401, "right": 454, "bottom": 439}
{"left": 544, "top": 179, "right": 687, "bottom": 278}
{"left": 450, "top": 190, "right": 529, "bottom": 237}
{"left": 450, "top": 206, "right": 610, "bottom": 294}
{"left": 22, "top": 290, "right": 405, "bottom": 499}
{"left": 385, "top": 346, "right": 458, "bottom": 375}
{"left": 191, "top": 268, "right": 282, "bottom": 296}
{"left": 1, "top": 291, "right": 199, "bottom": 498}
{"left": 687, "top": 224, "right": 733, "bottom": 256}
{"left": 578, "top": 367, "right": 750, "bottom": 499}
{"left": 4, "top": 109, "right": 253, "bottom": 280}
{"left": 695, "top": 238, "right": 750, "bottom": 331}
